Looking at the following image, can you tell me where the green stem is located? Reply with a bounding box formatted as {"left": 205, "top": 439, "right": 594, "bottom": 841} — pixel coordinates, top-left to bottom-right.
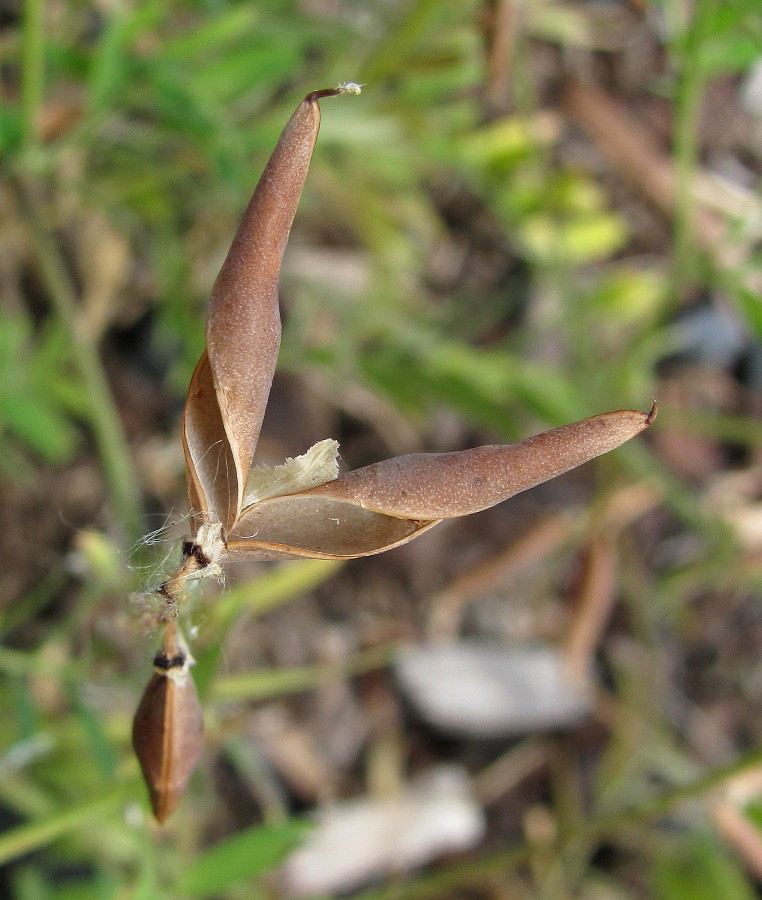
{"left": 0, "top": 785, "right": 131, "bottom": 866}
{"left": 657, "top": 406, "right": 762, "bottom": 447}
{"left": 359, "top": 0, "right": 444, "bottom": 84}
{"left": 671, "top": 0, "right": 709, "bottom": 300}
{"left": 21, "top": 0, "right": 45, "bottom": 147}
{"left": 209, "top": 558, "right": 344, "bottom": 631}
{"left": 213, "top": 643, "right": 397, "bottom": 702}
{"left": 558, "top": 747, "right": 762, "bottom": 891}
{"left": 0, "top": 646, "right": 84, "bottom": 680}
{"left": 356, "top": 845, "right": 531, "bottom": 899}
{"left": 21, "top": 185, "right": 143, "bottom": 542}
{"left": 357, "top": 748, "right": 762, "bottom": 899}
{"left": 588, "top": 747, "right": 762, "bottom": 841}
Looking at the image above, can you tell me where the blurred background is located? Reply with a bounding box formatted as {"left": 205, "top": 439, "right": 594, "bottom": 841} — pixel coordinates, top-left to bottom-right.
{"left": 1, "top": 0, "right": 762, "bottom": 896}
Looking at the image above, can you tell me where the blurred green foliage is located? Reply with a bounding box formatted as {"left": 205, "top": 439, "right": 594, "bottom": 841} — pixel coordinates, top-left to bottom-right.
{"left": 653, "top": 832, "right": 758, "bottom": 900}
{"left": 0, "top": 314, "right": 84, "bottom": 468}
{"left": 176, "top": 819, "right": 312, "bottom": 895}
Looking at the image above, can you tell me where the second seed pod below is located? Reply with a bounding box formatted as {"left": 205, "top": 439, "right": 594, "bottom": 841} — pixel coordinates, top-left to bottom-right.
{"left": 132, "top": 641, "right": 204, "bottom": 823}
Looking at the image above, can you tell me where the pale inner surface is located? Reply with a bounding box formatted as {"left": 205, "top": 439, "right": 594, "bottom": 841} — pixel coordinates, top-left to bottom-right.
{"left": 183, "top": 353, "right": 238, "bottom": 527}
{"left": 229, "top": 496, "right": 421, "bottom": 556}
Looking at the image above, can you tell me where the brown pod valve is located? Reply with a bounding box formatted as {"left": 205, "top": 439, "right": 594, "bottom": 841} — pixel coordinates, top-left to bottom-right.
{"left": 132, "top": 631, "right": 204, "bottom": 823}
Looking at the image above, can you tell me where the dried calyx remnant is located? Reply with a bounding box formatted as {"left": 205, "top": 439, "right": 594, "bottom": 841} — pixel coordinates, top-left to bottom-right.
{"left": 132, "top": 82, "right": 656, "bottom": 823}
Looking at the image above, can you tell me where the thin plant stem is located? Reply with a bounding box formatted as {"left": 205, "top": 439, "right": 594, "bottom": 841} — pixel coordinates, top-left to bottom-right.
{"left": 359, "top": 0, "right": 444, "bottom": 84}
{"left": 21, "top": 0, "right": 45, "bottom": 147}
{"left": 356, "top": 748, "right": 762, "bottom": 899}
{"left": 0, "top": 645, "right": 85, "bottom": 680}
{"left": 20, "top": 185, "right": 143, "bottom": 542}
{"left": 209, "top": 558, "right": 344, "bottom": 631}
{"left": 0, "top": 785, "right": 132, "bottom": 866}
{"left": 213, "top": 642, "right": 398, "bottom": 702}
{"left": 556, "top": 746, "right": 762, "bottom": 891}
{"left": 587, "top": 747, "right": 762, "bottom": 842}
{"left": 355, "top": 844, "right": 532, "bottom": 899}
{"left": 671, "top": 0, "right": 710, "bottom": 300}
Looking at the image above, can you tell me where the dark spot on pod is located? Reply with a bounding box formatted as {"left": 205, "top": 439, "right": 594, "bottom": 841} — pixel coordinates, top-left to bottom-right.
{"left": 182, "top": 541, "right": 211, "bottom": 569}
{"left": 153, "top": 652, "right": 187, "bottom": 672}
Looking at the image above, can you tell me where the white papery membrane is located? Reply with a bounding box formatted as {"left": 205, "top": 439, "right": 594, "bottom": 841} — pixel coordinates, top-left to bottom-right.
{"left": 242, "top": 439, "right": 340, "bottom": 509}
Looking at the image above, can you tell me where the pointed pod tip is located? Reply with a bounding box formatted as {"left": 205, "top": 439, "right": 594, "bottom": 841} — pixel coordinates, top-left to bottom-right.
{"left": 645, "top": 400, "right": 658, "bottom": 427}
{"left": 149, "top": 785, "right": 183, "bottom": 824}
{"left": 304, "top": 83, "right": 364, "bottom": 103}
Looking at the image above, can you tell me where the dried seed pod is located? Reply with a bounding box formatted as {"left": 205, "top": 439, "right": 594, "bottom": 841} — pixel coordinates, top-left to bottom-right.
{"left": 225, "top": 406, "right": 657, "bottom": 560}
{"left": 132, "top": 632, "right": 204, "bottom": 823}
{"left": 183, "top": 87, "right": 356, "bottom": 528}
{"left": 133, "top": 80, "right": 658, "bottom": 820}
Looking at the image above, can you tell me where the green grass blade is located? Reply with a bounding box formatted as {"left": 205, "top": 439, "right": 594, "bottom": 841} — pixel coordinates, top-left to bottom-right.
{"left": 177, "top": 820, "right": 312, "bottom": 895}
{"left": 0, "top": 787, "right": 129, "bottom": 866}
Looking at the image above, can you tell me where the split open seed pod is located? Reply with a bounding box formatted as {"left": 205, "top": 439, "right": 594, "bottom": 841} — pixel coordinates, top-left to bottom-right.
{"left": 180, "top": 86, "right": 656, "bottom": 564}
{"left": 134, "top": 83, "right": 656, "bottom": 821}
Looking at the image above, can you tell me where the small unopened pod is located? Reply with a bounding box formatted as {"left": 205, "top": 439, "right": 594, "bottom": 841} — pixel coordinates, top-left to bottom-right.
{"left": 132, "top": 642, "right": 204, "bottom": 823}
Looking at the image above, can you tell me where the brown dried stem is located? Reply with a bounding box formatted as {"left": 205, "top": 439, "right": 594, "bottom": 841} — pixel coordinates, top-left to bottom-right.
{"left": 156, "top": 540, "right": 212, "bottom": 621}
{"left": 565, "top": 78, "right": 760, "bottom": 286}
{"left": 563, "top": 536, "right": 617, "bottom": 683}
